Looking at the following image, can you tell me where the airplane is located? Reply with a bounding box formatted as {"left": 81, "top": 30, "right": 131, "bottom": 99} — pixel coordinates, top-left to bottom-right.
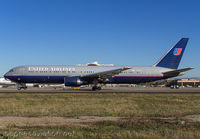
{"left": 4, "top": 38, "right": 193, "bottom": 90}
{"left": 0, "top": 77, "right": 16, "bottom": 88}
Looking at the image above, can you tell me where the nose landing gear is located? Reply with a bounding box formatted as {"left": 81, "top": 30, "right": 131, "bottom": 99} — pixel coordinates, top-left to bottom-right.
{"left": 17, "top": 83, "right": 27, "bottom": 90}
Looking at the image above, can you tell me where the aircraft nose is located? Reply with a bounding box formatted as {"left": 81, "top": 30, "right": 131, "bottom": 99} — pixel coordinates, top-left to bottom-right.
{"left": 4, "top": 72, "right": 10, "bottom": 79}
{"left": 4, "top": 73, "right": 8, "bottom": 78}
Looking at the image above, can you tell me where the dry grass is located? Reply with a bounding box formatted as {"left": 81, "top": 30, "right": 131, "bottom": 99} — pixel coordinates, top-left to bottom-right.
{"left": 0, "top": 93, "right": 200, "bottom": 138}
{"left": 0, "top": 93, "right": 200, "bottom": 117}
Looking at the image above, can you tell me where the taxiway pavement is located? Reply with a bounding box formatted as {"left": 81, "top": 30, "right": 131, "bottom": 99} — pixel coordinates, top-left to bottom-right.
{"left": 0, "top": 87, "right": 200, "bottom": 94}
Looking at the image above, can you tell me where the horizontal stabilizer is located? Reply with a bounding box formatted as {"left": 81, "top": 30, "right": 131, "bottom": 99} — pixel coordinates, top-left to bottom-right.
{"left": 163, "top": 67, "right": 193, "bottom": 76}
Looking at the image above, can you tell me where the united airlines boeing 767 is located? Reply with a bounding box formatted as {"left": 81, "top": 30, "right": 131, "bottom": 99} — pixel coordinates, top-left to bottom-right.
{"left": 4, "top": 38, "right": 193, "bottom": 90}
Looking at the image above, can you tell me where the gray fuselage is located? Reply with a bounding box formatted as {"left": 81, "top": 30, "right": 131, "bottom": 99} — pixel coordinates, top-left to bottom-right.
{"left": 4, "top": 65, "right": 174, "bottom": 84}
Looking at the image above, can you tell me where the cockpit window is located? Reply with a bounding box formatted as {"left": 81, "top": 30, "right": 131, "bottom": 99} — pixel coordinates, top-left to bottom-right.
{"left": 9, "top": 69, "right": 14, "bottom": 72}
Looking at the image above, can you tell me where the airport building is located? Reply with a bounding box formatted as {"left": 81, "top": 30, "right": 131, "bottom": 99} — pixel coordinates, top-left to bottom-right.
{"left": 177, "top": 79, "right": 200, "bottom": 87}
{"left": 166, "top": 79, "right": 200, "bottom": 88}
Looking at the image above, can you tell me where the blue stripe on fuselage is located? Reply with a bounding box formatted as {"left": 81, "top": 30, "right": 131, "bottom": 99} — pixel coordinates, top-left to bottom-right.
{"left": 5, "top": 75, "right": 164, "bottom": 84}
{"left": 5, "top": 75, "right": 67, "bottom": 83}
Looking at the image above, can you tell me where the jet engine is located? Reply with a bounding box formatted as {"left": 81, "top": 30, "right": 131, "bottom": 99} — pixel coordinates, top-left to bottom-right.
{"left": 65, "top": 76, "right": 85, "bottom": 87}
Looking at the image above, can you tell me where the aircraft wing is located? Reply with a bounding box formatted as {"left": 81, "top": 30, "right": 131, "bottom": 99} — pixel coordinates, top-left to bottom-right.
{"left": 80, "top": 67, "right": 131, "bottom": 82}
{"left": 163, "top": 67, "right": 193, "bottom": 76}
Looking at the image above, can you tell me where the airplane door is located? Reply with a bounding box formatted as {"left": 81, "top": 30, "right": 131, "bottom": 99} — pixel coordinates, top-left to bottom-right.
{"left": 21, "top": 67, "right": 25, "bottom": 75}
{"left": 17, "top": 67, "right": 25, "bottom": 82}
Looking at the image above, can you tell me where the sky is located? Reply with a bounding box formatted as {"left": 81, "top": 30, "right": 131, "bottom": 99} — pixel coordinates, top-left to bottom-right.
{"left": 0, "top": 0, "right": 199, "bottom": 78}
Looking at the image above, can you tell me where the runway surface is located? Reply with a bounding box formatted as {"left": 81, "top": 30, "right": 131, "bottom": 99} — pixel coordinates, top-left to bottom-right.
{"left": 0, "top": 87, "right": 200, "bottom": 94}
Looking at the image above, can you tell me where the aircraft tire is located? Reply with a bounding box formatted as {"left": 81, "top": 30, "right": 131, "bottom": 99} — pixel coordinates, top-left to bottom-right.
{"left": 97, "top": 87, "right": 101, "bottom": 90}
{"left": 92, "top": 86, "right": 97, "bottom": 91}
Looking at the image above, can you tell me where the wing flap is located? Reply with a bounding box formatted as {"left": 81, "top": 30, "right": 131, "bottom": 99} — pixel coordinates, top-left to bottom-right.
{"left": 81, "top": 67, "right": 130, "bottom": 82}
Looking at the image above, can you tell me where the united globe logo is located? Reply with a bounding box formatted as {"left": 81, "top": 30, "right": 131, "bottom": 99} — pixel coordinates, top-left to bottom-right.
{"left": 173, "top": 48, "right": 182, "bottom": 56}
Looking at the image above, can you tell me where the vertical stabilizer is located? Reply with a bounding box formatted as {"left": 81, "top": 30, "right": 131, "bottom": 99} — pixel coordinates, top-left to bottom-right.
{"left": 154, "top": 38, "right": 189, "bottom": 69}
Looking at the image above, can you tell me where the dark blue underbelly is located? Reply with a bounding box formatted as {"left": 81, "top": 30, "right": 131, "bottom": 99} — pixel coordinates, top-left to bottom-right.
{"left": 6, "top": 75, "right": 164, "bottom": 84}
{"left": 7, "top": 76, "right": 65, "bottom": 84}
{"left": 109, "top": 76, "right": 163, "bottom": 84}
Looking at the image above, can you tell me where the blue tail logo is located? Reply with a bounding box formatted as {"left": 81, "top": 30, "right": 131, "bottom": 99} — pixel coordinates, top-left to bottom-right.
{"left": 154, "top": 38, "right": 189, "bottom": 69}
{"left": 173, "top": 48, "right": 182, "bottom": 56}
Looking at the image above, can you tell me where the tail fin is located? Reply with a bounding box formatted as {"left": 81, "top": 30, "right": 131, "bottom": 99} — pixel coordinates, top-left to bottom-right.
{"left": 154, "top": 38, "right": 189, "bottom": 69}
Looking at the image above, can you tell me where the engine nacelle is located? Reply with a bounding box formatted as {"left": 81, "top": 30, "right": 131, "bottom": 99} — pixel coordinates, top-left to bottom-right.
{"left": 65, "top": 76, "right": 85, "bottom": 87}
